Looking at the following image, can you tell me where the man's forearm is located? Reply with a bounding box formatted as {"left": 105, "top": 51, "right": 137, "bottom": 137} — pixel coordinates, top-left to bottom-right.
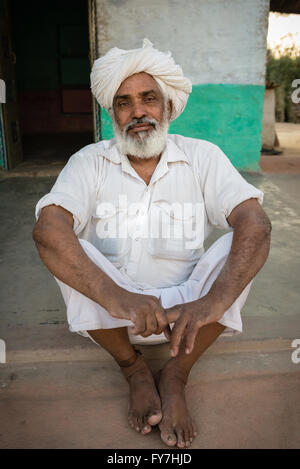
{"left": 33, "top": 216, "right": 121, "bottom": 309}
{"left": 205, "top": 211, "right": 272, "bottom": 317}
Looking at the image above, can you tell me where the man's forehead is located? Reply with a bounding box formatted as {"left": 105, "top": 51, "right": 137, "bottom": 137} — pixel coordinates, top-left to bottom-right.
{"left": 114, "top": 72, "right": 160, "bottom": 97}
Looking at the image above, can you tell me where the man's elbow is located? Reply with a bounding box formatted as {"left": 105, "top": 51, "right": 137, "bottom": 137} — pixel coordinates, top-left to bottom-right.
{"left": 32, "top": 220, "right": 49, "bottom": 248}
{"left": 251, "top": 212, "right": 272, "bottom": 252}
{"left": 257, "top": 212, "right": 272, "bottom": 238}
{"left": 238, "top": 209, "right": 272, "bottom": 243}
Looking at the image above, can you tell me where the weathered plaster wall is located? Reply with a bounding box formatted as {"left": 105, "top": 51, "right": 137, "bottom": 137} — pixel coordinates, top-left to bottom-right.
{"left": 95, "top": 0, "right": 270, "bottom": 170}
{"left": 0, "top": 105, "right": 7, "bottom": 170}
{"left": 96, "top": 0, "right": 269, "bottom": 86}
{"left": 261, "top": 88, "right": 276, "bottom": 148}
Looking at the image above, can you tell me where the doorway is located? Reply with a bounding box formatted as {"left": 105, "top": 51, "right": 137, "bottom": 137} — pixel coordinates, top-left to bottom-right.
{"left": 8, "top": 0, "right": 93, "bottom": 169}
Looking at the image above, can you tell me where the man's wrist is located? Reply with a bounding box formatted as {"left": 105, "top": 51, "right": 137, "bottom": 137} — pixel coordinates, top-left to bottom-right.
{"left": 194, "top": 293, "right": 226, "bottom": 321}
{"left": 96, "top": 278, "right": 124, "bottom": 310}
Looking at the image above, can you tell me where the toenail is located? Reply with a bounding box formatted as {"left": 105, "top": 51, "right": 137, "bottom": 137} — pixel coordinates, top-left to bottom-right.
{"left": 167, "top": 435, "right": 175, "bottom": 441}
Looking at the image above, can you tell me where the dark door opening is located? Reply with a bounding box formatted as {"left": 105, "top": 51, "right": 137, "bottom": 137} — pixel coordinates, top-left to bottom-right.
{"left": 10, "top": 0, "right": 93, "bottom": 168}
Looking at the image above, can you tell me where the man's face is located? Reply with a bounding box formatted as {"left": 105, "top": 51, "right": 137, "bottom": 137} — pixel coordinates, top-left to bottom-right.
{"left": 111, "top": 72, "right": 171, "bottom": 159}
{"left": 113, "top": 72, "right": 168, "bottom": 140}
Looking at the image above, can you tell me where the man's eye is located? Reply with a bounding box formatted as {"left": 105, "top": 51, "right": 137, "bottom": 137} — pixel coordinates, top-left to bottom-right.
{"left": 119, "top": 102, "right": 129, "bottom": 107}
{"left": 145, "top": 96, "right": 156, "bottom": 102}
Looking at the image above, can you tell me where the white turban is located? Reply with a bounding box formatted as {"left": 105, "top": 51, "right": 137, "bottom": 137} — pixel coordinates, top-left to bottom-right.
{"left": 90, "top": 38, "right": 192, "bottom": 121}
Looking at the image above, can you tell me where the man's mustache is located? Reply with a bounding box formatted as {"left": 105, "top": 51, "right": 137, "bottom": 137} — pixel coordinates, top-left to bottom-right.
{"left": 125, "top": 117, "right": 157, "bottom": 133}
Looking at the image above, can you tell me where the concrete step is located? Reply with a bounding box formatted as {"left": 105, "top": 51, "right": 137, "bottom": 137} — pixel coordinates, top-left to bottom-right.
{"left": 0, "top": 350, "right": 299, "bottom": 449}
{"left": 1, "top": 315, "right": 298, "bottom": 365}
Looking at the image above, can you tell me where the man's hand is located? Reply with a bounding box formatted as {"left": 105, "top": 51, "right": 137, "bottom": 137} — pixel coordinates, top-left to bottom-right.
{"left": 165, "top": 296, "right": 223, "bottom": 357}
{"left": 105, "top": 287, "right": 171, "bottom": 338}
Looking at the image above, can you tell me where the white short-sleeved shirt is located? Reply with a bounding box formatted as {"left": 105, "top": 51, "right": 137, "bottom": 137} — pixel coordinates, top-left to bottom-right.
{"left": 35, "top": 135, "right": 264, "bottom": 289}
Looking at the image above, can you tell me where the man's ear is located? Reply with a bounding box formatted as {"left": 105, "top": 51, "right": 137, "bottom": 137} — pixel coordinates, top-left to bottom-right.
{"left": 168, "top": 99, "right": 173, "bottom": 120}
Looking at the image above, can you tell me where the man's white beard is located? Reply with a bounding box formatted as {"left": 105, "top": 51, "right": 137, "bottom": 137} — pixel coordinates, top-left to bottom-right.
{"left": 112, "top": 112, "right": 169, "bottom": 159}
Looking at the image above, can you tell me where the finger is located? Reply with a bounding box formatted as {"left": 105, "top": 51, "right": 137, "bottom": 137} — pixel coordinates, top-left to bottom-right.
{"left": 141, "top": 312, "right": 158, "bottom": 337}
{"left": 163, "top": 324, "right": 172, "bottom": 341}
{"left": 154, "top": 306, "right": 169, "bottom": 335}
{"left": 131, "top": 313, "right": 146, "bottom": 335}
{"left": 165, "top": 305, "right": 182, "bottom": 324}
{"left": 170, "top": 318, "right": 187, "bottom": 357}
{"left": 185, "top": 321, "right": 200, "bottom": 355}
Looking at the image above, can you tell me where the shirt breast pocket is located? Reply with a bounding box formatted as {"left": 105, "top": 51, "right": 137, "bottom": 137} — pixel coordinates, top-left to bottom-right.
{"left": 147, "top": 202, "right": 204, "bottom": 261}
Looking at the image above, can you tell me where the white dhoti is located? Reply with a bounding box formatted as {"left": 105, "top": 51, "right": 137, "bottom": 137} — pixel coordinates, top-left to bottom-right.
{"left": 55, "top": 232, "right": 252, "bottom": 345}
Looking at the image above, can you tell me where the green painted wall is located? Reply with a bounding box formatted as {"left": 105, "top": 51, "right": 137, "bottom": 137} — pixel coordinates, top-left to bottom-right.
{"left": 100, "top": 84, "right": 265, "bottom": 171}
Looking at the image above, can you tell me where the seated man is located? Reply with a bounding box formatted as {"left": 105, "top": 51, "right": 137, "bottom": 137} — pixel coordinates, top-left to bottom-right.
{"left": 33, "top": 39, "right": 271, "bottom": 449}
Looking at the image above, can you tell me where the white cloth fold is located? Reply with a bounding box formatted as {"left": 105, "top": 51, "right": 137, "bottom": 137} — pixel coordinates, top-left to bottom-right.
{"left": 55, "top": 232, "right": 253, "bottom": 345}
{"left": 90, "top": 38, "right": 192, "bottom": 121}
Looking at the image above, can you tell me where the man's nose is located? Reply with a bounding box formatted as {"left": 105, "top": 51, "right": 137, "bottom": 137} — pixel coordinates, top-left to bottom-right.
{"left": 131, "top": 102, "right": 147, "bottom": 119}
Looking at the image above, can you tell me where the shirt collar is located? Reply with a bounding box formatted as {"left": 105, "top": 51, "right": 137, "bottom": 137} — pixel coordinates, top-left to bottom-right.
{"left": 100, "top": 136, "right": 190, "bottom": 165}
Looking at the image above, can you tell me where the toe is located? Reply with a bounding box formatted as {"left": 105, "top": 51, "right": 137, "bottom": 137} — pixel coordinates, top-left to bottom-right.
{"left": 136, "top": 417, "right": 144, "bottom": 433}
{"left": 128, "top": 415, "right": 134, "bottom": 428}
{"left": 184, "top": 428, "right": 191, "bottom": 446}
{"left": 128, "top": 407, "right": 134, "bottom": 427}
{"left": 132, "top": 415, "right": 140, "bottom": 433}
{"left": 175, "top": 428, "right": 185, "bottom": 448}
{"left": 147, "top": 410, "right": 162, "bottom": 426}
{"left": 141, "top": 417, "right": 152, "bottom": 435}
{"left": 187, "top": 423, "right": 194, "bottom": 441}
{"left": 165, "top": 433, "right": 177, "bottom": 447}
{"left": 141, "top": 425, "right": 151, "bottom": 435}
{"left": 192, "top": 420, "right": 198, "bottom": 437}
{"left": 128, "top": 411, "right": 135, "bottom": 430}
{"left": 160, "top": 423, "right": 177, "bottom": 447}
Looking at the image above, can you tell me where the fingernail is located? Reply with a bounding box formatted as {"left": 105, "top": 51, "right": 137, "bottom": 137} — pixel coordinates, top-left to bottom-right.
{"left": 170, "top": 349, "right": 176, "bottom": 357}
{"left": 185, "top": 348, "right": 190, "bottom": 354}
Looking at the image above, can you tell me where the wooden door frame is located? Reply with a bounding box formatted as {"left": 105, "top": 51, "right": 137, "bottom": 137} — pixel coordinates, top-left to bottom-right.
{"left": 0, "top": 0, "right": 23, "bottom": 170}
{"left": 88, "top": 0, "right": 101, "bottom": 142}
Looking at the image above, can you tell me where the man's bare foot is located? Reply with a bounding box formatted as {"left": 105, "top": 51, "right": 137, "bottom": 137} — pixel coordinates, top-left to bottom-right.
{"left": 124, "top": 355, "right": 162, "bottom": 435}
{"left": 155, "top": 362, "right": 198, "bottom": 448}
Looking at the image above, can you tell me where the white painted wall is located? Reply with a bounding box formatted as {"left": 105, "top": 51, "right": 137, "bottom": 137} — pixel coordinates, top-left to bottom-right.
{"left": 95, "top": 0, "right": 270, "bottom": 85}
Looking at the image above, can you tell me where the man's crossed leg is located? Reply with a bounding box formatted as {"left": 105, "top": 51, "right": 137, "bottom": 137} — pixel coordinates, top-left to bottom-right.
{"left": 55, "top": 233, "right": 250, "bottom": 448}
